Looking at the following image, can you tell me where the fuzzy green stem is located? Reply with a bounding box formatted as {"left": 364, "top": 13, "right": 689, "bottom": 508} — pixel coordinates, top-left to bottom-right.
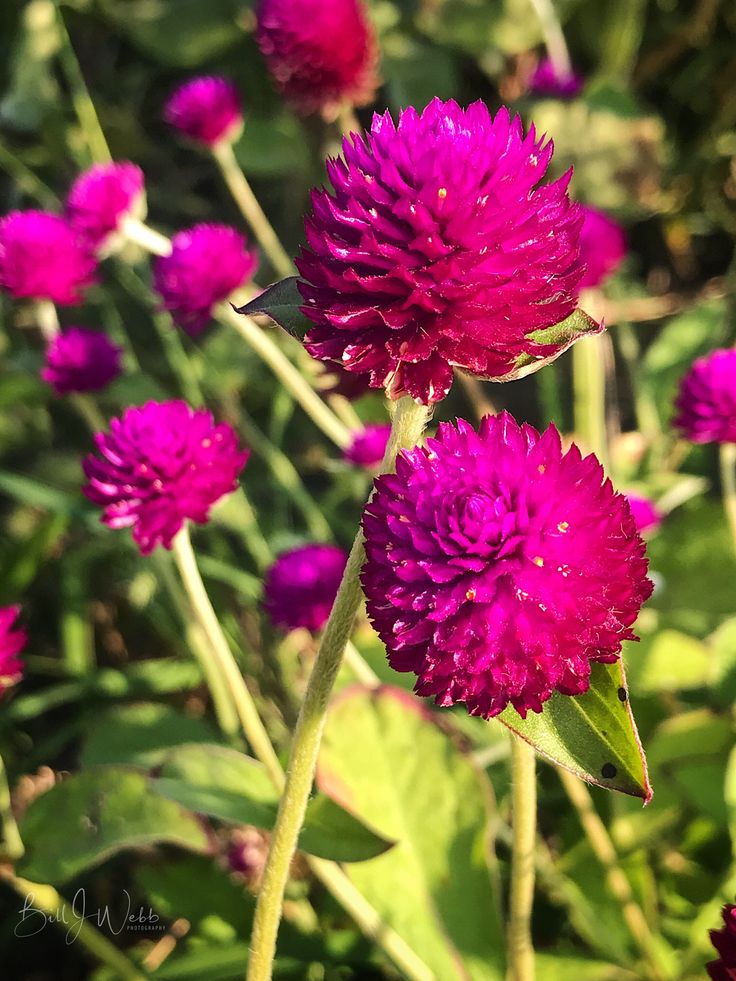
{"left": 211, "top": 141, "right": 294, "bottom": 280}
{"left": 572, "top": 334, "right": 609, "bottom": 470}
{"left": 246, "top": 397, "right": 431, "bottom": 981}
{"left": 218, "top": 303, "right": 351, "bottom": 449}
{"left": 54, "top": 4, "right": 112, "bottom": 164}
{"left": 34, "top": 299, "right": 59, "bottom": 341}
{"left": 0, "top": 754, "right": 24, "bottom": 862}
{"left": 120, "top": 216, "right": 172, "bottom": 257}
{"left": 2, "top": 873, "right": 148, "bottom": 980}
{"left": 720, "top": 443, "right": 736, "bottom": 555}
{"left": 171, "top": 524, "right": 283, "bottom": 787}
{"left": 508, "top": 736, "right": 536, "bottom": 981}
{"left": 557, "top": 767, "right": 665, "bottom": 978}
{"left": 528, "top": 0, "right": 573, "bottom": 79}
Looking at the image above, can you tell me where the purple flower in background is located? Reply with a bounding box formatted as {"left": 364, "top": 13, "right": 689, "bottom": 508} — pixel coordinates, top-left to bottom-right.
{"left": 65, "top": 162, "right": 145, "bottom": 250}
{"left": 256, "top": 0, "right": 378, "bottom": 117}
{"left": 164, "top": 76, "right": 243, "bottom": 147}
{"left": 264, "top": 544, "right": 348, "bottom": 632}
{"left": 0, "top": 606, "right": 26, "bottom": 693}
{"left": 626, "top": 495, "right": 663, "bottom": 536}
{"left": 343, "top": 423, "right": 391, "bottom": 469}
{"left": 708, "top": 904, "right": 736, "bottom": 980}
{"left": 674, "top": 349, "right": 736, "bottom": 445}
{"left": 361, "top": 412, "right": 652, "bottom": 719}
{"left": 0, "top": 211, "right": 96, "bottom": 306}
{"left": 579, "top": 205, "right": 627, "bottom": 288}
{"left": 153, "top": 224, "right": 258, "bottom": 335}
{"left": 298, "top": 98, "right": 585, "bottom": 404}
{"left": 42, "top": 327, "right": 123, "bottom": 396}
{"left": 83, "top": 400, "right": 249, "bottom": 554}
{"left": 530, "top": 57, "right": 584, "bottom": 99}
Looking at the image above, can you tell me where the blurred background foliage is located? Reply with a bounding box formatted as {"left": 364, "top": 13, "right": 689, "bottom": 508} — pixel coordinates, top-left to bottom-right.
{"left": 0, "top": 0, "right": 735, "bottom": 979}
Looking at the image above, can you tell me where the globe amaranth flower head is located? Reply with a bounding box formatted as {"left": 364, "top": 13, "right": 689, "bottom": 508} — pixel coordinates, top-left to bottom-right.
{"left": 674, "top": 349, "right": 736, "bottom": 445}
{"left": 361, "top": 412, "right": 652, "bottom": 719}
{"left": 343, "top": 423, "right": 391, "bottom": 469}
{"left": 83, "top": 400, "right": 249, "bottom": 555}
{"left": 42, "top": 327, "right": 123, "bottom": 396}
{"left": 264, "top": 544, "right": 348, "bottom": 632}
{"left": 0, "top": 211, "right": 96, "bottom": 306}
{"left": 297, "top": 98, "right": 586, "bottom": 405}
{"left": 0, "top": 606, "right": 26, "bottom": 693}
{"left": 154, "top": 224, "right": 258, "bottom": 336}
{"left": 579, "top": 205, "right": 627, "bottom": 288}
{"left": 626, "top": 494, "right": 663, "bottom": 536}
{"left": 65, "top": 162, "right": 145, "bottom": 251}
{"left": 256, "top": 0, "right": 378, "bottom": 117}
{"left": 164, "top": 76, "right": 243, "bottom": 148}
{"left": 708, "top": 904, "right": 736, "bottom": 980}
{"left": 530, "top": 57, "right": 584, "bottom": 99}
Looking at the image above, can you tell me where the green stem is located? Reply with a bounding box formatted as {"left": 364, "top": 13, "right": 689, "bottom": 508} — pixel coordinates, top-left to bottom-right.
{"left": 34, "top": 300, "right": 59, "bottom": 341}
{"left": 120, "top": 216, "right": 172, "bottom": 257}
{"left": 211, "top": 141, "right": 294, "bottom": 280}
{"left": 246, "top": 397, "right": 431, "bottom": 981}
{"left": 0, "top": 754, "right": 24, "bottom": 862}
{"left": 508, "top": 736, "right": 537, "bottom": 981}
{"left": 557, "top": 767, "right": 665, "bottom": 978}
{"left": 54, "top": 4, "right": 112, "bottom": 164}
{"left": 217, "top": 303, "right": 351, "bottom": 449}
{"left": 572, "top": 335, "right": 609, "bottom": 470}
{"left": 719, "top": 443, "right": 736, "bottom": 555}
{"left": 528, "top": 0, "right": 573, "bottom": 78}
{"left": 171, "top": 524, "right": 284, "bottom": 787}
{"left": 2, "top": 873, "right": 148, "bottom": 981}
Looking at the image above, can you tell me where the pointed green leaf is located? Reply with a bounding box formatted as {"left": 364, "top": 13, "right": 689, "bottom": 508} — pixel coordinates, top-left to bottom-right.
{"left": 497, "top": 659, "right": 652, "bottom": 802}
{"left": 490, "top": 308, "right": 602, "bottom": 382}
{"left": 17, "top": 768, "right": 210, "bottom": 885}
{"left": 233, "top": 277, "right": 312, "bottom": 340}
{"left": 151, "top": 743, "right": 393, "bottom": 862}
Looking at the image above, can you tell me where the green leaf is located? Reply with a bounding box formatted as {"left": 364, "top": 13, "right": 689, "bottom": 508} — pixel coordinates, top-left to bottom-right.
{"left": 233, "top": 278, "right": 312, "bottom": 341}
{"left": 151, "top": 744, "right": 394, "bottom": 863}
{"left": 497, "top": 658, "right": 652, "bottom": 802}
{"left": 18, "top": 768, "right": 210, "bottom": 885}
{"left": 318, "top": 685, "right": 505, "bottom": 980}
{"left": 633, "top": 629, "right": 711, "bottom": 694}
{"left": 494, "top": 309, "right": 602, "bottom": 382}
{"left": 80, "top": 703, "right": 221, "bottom": 768}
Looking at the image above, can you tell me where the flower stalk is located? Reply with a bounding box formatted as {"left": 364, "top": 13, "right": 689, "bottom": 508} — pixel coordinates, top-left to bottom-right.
{"left": 573, "top": 334, "right": 609, "bottom": 470}
{"left": 246, "top": 396, "right": 431, "bottom": 981}
{"left": 719, "top": 443, "right": 736, "bottom": 555}
{"left": 211, "top": 141, "right": 294, "bottom": 280}
{"left": 508, "top": 735, "right": 537, "bottom": 981}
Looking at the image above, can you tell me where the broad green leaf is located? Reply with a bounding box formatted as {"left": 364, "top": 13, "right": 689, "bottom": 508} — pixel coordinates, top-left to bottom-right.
{"left": 80, "top": 703, "right": 220, "bottom": 768}
{"left": 493, "top": 309, "right": 602, "bottom": 382}
{"left": 18, "top": 768, "right": 209, "bottom": 884}
{"left": 318, "top": 685, "right": 504, "bottom": 980}
{"left": 634, "top": 629, "right": 711, "bottom": 693}
{"left": 233, "top": 277, "right": 312, "bottom": 341}
{"left": 498, "top": 659, "right": 652, "bottom": 802}
{"left": 152, "top": 744, "right": 394, "bottom": 863}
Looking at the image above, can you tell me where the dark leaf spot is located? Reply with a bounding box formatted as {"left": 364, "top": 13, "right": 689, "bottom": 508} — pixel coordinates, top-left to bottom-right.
{"left": 617, "top": 687, "right": 627, "bottom": 702}
{"left": 601, "top": 762, "right": 617, "bottom": 779}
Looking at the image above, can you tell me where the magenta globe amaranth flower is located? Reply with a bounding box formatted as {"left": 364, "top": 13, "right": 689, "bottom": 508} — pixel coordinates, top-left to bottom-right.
{"left": 708, "top": 904, "right": 736, "bottom": 980}
{"left": 297, "top": 99, "right": 587, "bottom": 404}
{"left": 530, "top": 57, "right": 584, "bottom": 99}
{"left": 344, "top": 423, "right": 391, "bottom": 469}
{"left": 256, "top": 0, "right": 378, "bottom": 117}
{"left": 154, "top": 224, "right": 258, "bottom": 335}
{"left": 579, "top": 206, "right": 627, "bottom": 288}
{"left": 626, "top": 494, "right": 663, "bottom": 536}
{"left": 0, "top": 606, "right": 26, "bottom": 692}
{"left": 264, "top": 544, "right": 348, "bottom": 632}
{"left": 42, "top": 327, "right": 123, "bottom": 396}
{"left": 361, "top": 413, "right": 652, "bottom": 719}
{"left": 83, "top": 400, "right": 249, "bottom": 554}
{"left": 65, "top": 162, "right": 145, "bottom": 251}
{"left": 164, "top": 76, "right": 243, "bottom": 147}
{"left": 0, "top": 211, "right": 96, "bottom": 306}
{"left": 674, "top": 349, "right": 736, "bottom": 445}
